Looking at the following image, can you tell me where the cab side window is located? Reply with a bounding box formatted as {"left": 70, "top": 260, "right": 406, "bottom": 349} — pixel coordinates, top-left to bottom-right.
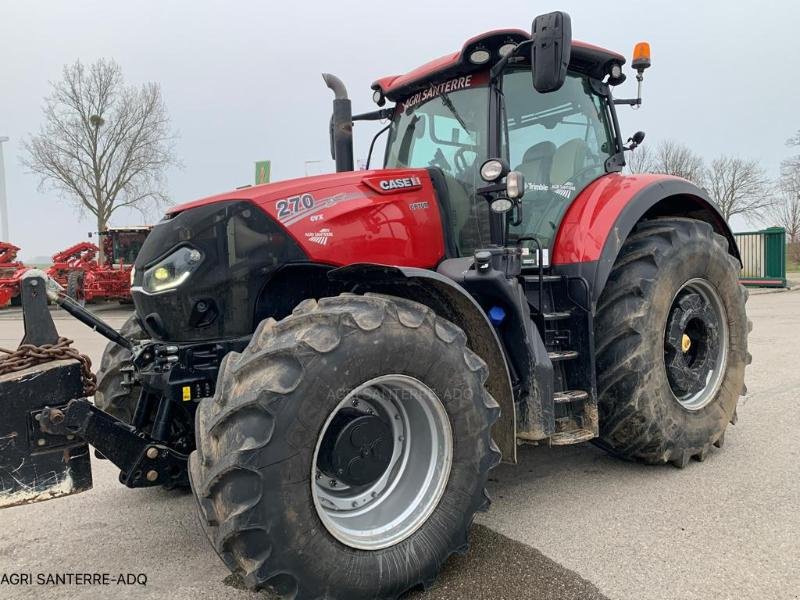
{"left": 502, "top": 70, "right": 615, "bottom": 250}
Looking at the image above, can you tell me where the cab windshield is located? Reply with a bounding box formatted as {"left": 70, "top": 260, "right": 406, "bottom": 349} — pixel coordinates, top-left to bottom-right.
{"left": 384, "top": 78, "right": 490, "bottom": 255}
{"left": 383, "top": 69, "right": 615, "bottom": 258}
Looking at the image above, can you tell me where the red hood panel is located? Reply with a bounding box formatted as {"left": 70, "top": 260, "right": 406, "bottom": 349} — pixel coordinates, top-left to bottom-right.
{"left": 169, "top": 169, "right": 446, "bottom": 269}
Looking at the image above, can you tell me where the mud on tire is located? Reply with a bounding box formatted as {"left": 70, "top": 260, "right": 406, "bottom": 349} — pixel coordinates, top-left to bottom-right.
{"left": 189, "top": 293, "right": 500, "bottom": 599}
{"left": 594, "top": 217, "right": 750, "bottom": 466}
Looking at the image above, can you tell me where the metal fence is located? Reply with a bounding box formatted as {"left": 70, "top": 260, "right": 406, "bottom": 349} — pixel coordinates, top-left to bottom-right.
{"left": 734, "top": 227, "right": 786, "bottom": 288}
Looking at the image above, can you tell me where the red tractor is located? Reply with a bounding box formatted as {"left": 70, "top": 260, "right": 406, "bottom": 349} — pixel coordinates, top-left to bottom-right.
{"left": 0, "top": 242, "right": 29, "bottom": 306}
{"left": 47, "top": 227, "right": 150, "bottom": 303}
{"left": 1, "top": 12, "right": 749, "bottom": 600}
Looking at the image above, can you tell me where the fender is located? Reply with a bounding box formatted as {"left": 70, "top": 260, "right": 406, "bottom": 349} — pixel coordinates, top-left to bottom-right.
{"left": 328, "top": 263, "right": 517, "bottom": 463}
{"left": 551, "top": 173, "right": 741, "bottom": 306}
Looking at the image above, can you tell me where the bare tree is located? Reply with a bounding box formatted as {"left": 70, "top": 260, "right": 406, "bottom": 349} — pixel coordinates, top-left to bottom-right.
{"left": 768, "top": 162, "right": 800, "bottom": 265}
{"left": 22, "top": 59, "right": 178, "bottom": 259}
{"left": 624, "top": 143, "right": 655, "bottom": 174}
{"left": 705, "top": 155, "right": 771, "bottom": 223}
{"left": 785, "top": 130, "right": 800, "bottom": 172}
{"left": 650, "top": 140, "right": 706, "bottom": 184}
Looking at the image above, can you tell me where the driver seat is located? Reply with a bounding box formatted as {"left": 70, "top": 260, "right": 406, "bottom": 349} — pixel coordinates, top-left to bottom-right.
{"left": 514, "top": 141, "right": 557, "bottom": 187}
{"left": 550, "top": 139, "right": 589, "bottom": 185}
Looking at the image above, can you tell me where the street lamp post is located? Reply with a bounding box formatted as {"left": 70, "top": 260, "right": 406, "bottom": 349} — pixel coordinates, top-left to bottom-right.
{"left": 0, "top": 136, "right": 8, "bottom": 241}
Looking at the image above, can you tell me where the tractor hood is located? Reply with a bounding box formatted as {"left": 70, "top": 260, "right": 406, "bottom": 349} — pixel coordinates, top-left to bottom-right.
{"left": 165, "top": 168, "right": 447, "bottom": 271}
{"left": 132, "top": 168, "right": 447, "bottom": 341}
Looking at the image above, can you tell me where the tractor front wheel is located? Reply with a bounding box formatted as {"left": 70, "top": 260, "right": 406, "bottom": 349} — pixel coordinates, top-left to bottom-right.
{"left": 594, "top": 218, "right": 749, "bottom": 466}
{"left": 189, "top": 294, "right": 500, "bottom": 598}
{"left": 95, "top": 314, "right": 146, "bottom": 423}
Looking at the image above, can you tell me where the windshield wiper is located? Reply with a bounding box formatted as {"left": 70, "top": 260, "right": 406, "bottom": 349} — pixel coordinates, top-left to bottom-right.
{"left": 435, "top": 84, "right": 470, "bottom": 133}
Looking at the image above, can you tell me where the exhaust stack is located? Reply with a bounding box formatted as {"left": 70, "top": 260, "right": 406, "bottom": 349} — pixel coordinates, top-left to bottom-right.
{"left": 322, "top": 73, "right": 354, "bottom": 172}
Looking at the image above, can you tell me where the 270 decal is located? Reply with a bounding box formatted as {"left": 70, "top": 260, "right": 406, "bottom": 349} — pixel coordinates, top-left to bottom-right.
{"left": 276, "top": 194, "right": 315, "bottom": 221}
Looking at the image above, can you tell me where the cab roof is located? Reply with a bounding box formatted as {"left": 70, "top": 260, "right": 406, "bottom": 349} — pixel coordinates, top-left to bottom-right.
{"left": 372, "top": 28, "right": 625, "bottom": 101}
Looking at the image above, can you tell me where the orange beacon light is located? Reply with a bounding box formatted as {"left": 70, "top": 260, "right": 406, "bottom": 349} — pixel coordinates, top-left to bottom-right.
{"left": 632, "top": 42, "right": 651, "bottom": 72}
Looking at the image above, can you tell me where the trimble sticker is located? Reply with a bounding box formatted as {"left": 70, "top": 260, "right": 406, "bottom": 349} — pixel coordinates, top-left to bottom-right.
{"left": 400, "top": 75, "right": 474, "bottom": 112}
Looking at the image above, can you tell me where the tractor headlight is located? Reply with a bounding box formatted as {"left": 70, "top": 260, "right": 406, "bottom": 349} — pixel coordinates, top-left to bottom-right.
{"left": 142, "top": 247, "right": 203, "bottom": 293}
{"left": 505, "top": 171, "right": 525, "bottom": 200}
{"left": 480, "top": 158, "right": 508, "bottom": 182}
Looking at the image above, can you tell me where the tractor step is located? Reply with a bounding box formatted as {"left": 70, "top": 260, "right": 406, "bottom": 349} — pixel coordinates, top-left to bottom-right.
{"left": 523, "top": 274, "right": 563, "bottom": 285}
{"left": 549, "top": 428, "right": 595, "bottom": 445}
{"left": 554, "top": 389, "right": 589, "bottom": 404}
{"left": 548, "top": 350, "right": 579, "bottom": 361}
{"left": 543, "top": 310, "right": 571, "bottom": 320}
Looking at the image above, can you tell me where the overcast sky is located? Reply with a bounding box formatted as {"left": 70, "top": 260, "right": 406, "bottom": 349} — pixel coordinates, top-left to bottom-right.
{"left": 1, "top": 0, "right": 798, "bottom": 258}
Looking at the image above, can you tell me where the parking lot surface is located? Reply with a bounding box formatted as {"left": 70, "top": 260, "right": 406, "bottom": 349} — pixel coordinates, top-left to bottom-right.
{"left": 0, "top": 289, "right": 797, "bottom": 600}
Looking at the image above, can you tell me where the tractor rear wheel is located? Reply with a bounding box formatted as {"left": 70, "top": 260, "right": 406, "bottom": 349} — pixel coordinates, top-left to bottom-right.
{"left": 594, "top": 218, "right": 749, "bottom": 466}
{"left": 95, "top": 314, "right": 146, "bottom": 423}
{"left": 189, "top": 294, "right": 500, "bottom": 599}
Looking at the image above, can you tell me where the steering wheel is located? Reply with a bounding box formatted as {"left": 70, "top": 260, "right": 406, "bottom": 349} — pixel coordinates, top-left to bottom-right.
{"left": 453, "top": 146, "right": 477, "bottom": 175}
{"left": 428, "top": 148, "right": 453, "bottom": 172}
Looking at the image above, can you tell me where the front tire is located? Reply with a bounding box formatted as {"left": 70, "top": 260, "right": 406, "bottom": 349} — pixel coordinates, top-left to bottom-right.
{"left": 594, "top": 218, "right": 749, "bottom": 466}
{"left": 189, "top": 294, "right": 500, "bottom": 598}
{"left": 95, "top": 314, "right": 146, "bottom": 423}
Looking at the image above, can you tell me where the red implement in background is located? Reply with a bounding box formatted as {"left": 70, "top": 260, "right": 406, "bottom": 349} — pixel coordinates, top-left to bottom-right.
{"left": 0, "top": 243, "right": 29, "bottom": 306}
{"left": 47, "top": 227, "right": 151, "bottom": 303}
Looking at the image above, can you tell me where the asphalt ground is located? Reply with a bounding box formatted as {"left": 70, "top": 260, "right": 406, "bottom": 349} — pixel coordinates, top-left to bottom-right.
{"left": 0, "top": 289, "right": 797, "bottom": 600}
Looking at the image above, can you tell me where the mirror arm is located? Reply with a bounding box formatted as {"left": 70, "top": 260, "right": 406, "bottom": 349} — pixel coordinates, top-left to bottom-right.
{"left": 365, "top": 122, "right": 392, "bottom": 170}
{"left": 613, "top": 98, "right": 642, "bottom": 106}
{"left": 490, "top": 39, "right": 533, "bottom": 81}
{"left": 352, "top": 108, "right": 394, "bottom": 122}
{"left": 613, "top": 69, "right": 646, "bottom": 107}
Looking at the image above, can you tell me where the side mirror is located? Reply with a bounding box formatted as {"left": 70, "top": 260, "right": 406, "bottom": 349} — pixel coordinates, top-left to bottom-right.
{"left": 625, "top": 130, "right": 646, "bottom": 151}
{"left": 530, "top": 11, "right": 572, "bottom": 93}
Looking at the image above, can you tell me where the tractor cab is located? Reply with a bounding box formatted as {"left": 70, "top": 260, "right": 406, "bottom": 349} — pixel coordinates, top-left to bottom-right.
{"left": 97, "top": 226, "right": 151, "bottom": 267}
{"left": 372, "top": 28, "right": 631, "bottom": 262}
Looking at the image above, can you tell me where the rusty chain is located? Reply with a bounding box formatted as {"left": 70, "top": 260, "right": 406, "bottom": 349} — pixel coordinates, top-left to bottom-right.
{"left": 0, "top": 337, "right": 97, "bottom": 396}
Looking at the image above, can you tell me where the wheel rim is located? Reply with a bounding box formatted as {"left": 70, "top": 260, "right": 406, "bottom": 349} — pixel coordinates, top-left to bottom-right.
{"left": 311, "top": 375, "right": 453, "bottom": 550}
{"left": 663, "top": 278, "right": 729, "bottom": 411}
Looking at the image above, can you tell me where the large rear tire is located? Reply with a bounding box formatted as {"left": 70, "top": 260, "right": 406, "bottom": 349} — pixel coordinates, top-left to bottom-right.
{"left": 95, "top": 314, "right": 146, "bottom": 423}
{"left": 594, "top": 218, "right": 749, "bottom": 466}
{"left": 189, "top": 293, "right": 500, "bottom": 599}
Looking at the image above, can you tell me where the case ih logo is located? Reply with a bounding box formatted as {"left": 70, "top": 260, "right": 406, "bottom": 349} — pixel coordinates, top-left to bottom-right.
{"left": 305, "top": 228, "right": 333, "bottom": 245}
{"left": 378, "top": 176, "right": 422, "bottom": 192}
